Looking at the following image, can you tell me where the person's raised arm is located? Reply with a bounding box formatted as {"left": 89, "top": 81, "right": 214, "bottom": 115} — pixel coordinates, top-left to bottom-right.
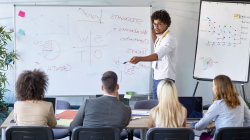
{"left": 152, "top": 28, "right": 157, "bottom": 43}
{"left": 130, "top": 53, "right": 158, "bottom": 64}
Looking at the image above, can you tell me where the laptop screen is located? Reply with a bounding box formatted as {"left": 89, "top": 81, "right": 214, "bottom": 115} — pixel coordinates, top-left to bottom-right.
{"left": 43, "top": 97, "right": 56, "bottom": 113}
{"left": 178, "top": 97, "right": 203, "bottom": 119}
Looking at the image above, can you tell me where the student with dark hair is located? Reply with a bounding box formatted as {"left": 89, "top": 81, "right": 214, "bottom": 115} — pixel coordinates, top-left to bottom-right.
{"left": 130, "top": 10, "right": 178, "bottom": 100}
{"left": 14, "top": 69, "right": 57, "bottom": 127}
{"left": 70, "top": 71, "right": 131, "bottom": 132}
{"left": 191, "top": 75, "right": 250, "bottom": 140}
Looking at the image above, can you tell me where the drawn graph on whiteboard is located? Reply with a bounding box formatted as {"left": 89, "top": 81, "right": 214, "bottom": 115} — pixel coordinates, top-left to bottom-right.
{"left": 78, "top": 8, "right": 104, "bottom": 24}
{"left": 42, "top": 40, "right": 61, "bottom": 60}
{"left": 36, "top": 15, "right": 69, "bottom": 35}
{"left": 200, "top": 16, "right": 249, "bottom": 45}
{"left": 20, "top": 15, "right": 69, "bottom": 36}
{"left": 203, "top": 57, "right": 213, "bottom": 69}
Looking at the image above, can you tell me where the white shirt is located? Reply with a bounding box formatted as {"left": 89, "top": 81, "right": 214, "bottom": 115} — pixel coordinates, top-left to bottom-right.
{"left": 155, "top": 106, "right": 186, "bottom": 127}
{"left": 195, "top": 95, "right": 250, "bottom": 131}
{"left": 152, "top": 29, "right": 178, "bottom": 80}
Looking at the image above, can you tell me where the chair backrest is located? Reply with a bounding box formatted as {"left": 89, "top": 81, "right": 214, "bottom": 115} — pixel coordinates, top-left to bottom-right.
{"left": 72, "top": 126, "right": 120, "bottom": 140}
{"left": 6, "top": 126, "right": 54, "bottom": 140}
{"left": 146, "top": 128, "right": 194, "bottom": 140}
{"left": 214, "top": 127, "right": 250, "bottom": 140}
{"left": 134, "top": 100, "right": 158, "bottom": 109}
{"left": 56, "top": 100, "right": 71, "bottom": 109}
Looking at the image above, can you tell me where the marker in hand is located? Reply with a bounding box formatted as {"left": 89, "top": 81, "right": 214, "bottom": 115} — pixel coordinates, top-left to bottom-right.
{"left": 123, "top": 61, "right": 129, "bottom": 64}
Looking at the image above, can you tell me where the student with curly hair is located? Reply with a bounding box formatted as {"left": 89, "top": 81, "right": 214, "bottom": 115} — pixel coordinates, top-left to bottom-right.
{"left": 192, "top": 75, "right": 250, "bottom": 140}
{"left": 130, "top": 10, "right": 178, "bottom": 99}
{"left": 14, "top": 69, "right": 57, "bottom": 127}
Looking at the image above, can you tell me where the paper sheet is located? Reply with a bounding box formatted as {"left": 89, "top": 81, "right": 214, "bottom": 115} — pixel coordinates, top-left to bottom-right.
{"left": 57, "top": 119, "right": 73, "bottom": 125}
{"left": 56, "top": 110, "right": 78, "bottom": 119}
{"left": 132, "top": 110, "right": 149, "bottom": 116}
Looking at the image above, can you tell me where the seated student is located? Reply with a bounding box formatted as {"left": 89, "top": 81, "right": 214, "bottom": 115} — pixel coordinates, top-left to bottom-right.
{"left": 191, "top": 75, "right": 250, "bottom": 140}
{"left": 14, "top": 69, "right": 57, "bottom": 127}
{"left": 148, "top": 80, "right": 187, "bottom": 128}
{"left": 70, "top": 71, "right": 131, "bottom": 132}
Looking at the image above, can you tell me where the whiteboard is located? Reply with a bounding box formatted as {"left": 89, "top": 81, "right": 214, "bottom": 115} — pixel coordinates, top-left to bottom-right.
{"left": 193, "top": 1, "right": 250, "bottom": 82}
{"left": 14, "top": 5, "right": 152, "bottom": 95}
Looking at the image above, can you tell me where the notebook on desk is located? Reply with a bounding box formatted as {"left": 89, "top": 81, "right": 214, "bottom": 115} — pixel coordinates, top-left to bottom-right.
{"left": 178, "top": 97, "right": 203, "bottom": 123}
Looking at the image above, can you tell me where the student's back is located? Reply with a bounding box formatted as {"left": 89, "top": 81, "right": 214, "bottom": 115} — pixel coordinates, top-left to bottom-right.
{"left": 81, "top": 96, "right": 131, "bottom": 131}
{"left": 14, "top": 69, "right": 57, "bottom": 128}
{"left": 14, "top": 100, "right": 56, "bottom": 127}
{"left": 70, "top": 71, "right": 131, "bottom": 132}
{"left": 195, "top": 95, "right": 250, "bottom": 131}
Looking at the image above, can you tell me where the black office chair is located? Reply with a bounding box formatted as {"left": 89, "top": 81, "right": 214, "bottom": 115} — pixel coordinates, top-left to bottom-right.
{"left": 214, "top": 127, "right": 250, "bottom": 140}
{"left": 146, "top": 127, "right": 194, "bottom": 140}
{"left": 71, "top": 126, "right": 120, "bottom": 140}
{"left": 133, "top": 100, "right": 158, "bottom": 139}
{"left": 6, "top": 126, "right": 54, "bottom": 140}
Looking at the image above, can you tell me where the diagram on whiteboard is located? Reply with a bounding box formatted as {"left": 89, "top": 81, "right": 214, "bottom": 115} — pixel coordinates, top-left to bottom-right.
{"left": 200, "top": 16, "right": 249, "bottom": 46}
{"left": 42, "top": 40, "right": 61, "bottom": 60}
{"left": 21, "top": 15, "right": 69, "bottom": 35}
{"left": 203, "top": 57, "right": 213, "bottom": 69}
{"left": 194, "top": 2, "right": 250, "bottom": 82}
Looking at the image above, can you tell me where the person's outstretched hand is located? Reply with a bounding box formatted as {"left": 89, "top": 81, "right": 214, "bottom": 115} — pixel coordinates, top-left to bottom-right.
{"left": 130, "top": 57, "right": 140, "bottom": 64}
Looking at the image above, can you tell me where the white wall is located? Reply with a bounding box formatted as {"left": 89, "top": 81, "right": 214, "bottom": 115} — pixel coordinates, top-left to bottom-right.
{"left": 1, "top": 0, "right": 247, "bottom": 106}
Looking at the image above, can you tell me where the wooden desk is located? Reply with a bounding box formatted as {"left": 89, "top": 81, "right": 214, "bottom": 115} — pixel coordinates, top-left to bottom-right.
{"left": 1, "top": 110, "right": 212, "bottom": 140}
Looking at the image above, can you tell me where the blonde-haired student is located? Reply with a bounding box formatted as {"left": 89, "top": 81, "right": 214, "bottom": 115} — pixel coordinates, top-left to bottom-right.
{"left": 148, "top": 80, "right": 187, "bottom": 128}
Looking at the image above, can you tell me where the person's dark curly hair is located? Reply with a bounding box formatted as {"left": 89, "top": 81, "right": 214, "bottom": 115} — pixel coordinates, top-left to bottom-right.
{"left": 15, "top": 69, "right": 49, "bottom": 101}
{"left": 151, "top": 10, "right": 171, "bottom": 28}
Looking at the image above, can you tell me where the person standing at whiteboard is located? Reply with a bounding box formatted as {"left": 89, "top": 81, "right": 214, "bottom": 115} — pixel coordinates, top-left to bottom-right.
{"left": 130, "top": 10, "right": 178, "bottom": 100}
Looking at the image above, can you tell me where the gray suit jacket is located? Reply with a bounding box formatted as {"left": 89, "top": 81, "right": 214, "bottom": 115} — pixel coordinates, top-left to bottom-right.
{"left": 70, "top": 95, "right": 131, "bottom": 132}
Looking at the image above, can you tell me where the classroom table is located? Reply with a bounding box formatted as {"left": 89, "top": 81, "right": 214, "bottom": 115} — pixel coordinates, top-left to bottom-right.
{"left": 0, "top": 109, "right": 213, "bottom": 140}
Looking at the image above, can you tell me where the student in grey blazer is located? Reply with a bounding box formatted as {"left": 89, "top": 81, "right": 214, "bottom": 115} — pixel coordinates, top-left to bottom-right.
{"left": 70, "top": 71, "right": 131, "bottom": 132}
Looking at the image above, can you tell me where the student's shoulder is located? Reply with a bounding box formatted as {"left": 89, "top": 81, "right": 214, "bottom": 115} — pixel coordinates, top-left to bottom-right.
{"left": 211, "top": 99, "right": 224, "bottom": 107}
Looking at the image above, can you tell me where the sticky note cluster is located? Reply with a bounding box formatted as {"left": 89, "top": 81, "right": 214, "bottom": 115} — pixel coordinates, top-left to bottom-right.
{"left": 18, "top": 10, "right": 25, "bottom": 17}
{"left": 234, "top": 14, "right": 240, "bottom": 19}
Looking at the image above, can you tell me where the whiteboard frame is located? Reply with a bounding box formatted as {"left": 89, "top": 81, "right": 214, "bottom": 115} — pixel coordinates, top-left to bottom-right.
{"left": 193, "top": 0, "right": 250, "bottom": 83}
{"left": 14, "top": 4, "right": 153, "bottom": 96}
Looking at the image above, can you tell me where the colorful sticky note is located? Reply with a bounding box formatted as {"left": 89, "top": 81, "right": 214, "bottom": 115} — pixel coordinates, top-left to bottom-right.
{"left": 18, "top": 29, "right": 25, "bottom": 35}
{"left": 234, "top": 14, "right": 240, "bottom": 19}
{"left": 124, "top": 94, "right": 131, "bottom": 99}
{"left": 18, "top": 10, "right": 25, "bottom": 17}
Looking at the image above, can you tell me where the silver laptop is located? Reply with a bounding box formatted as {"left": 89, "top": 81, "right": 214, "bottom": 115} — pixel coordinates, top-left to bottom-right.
{"left": 178, "top": 97, "right": 203, "bottom": 123}
{"left": 43, "top": 97, "right": 57, "bottom": 115}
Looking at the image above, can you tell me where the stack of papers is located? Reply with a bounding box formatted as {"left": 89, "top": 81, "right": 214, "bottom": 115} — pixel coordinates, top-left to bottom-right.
{"left": 132, "top": 110, "right": 149, "bottom": 116}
